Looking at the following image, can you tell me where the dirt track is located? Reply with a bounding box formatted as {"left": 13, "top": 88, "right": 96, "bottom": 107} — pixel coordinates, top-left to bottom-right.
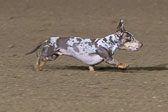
{"left": 0, "top": 0, "right": 168, "bottom": 112}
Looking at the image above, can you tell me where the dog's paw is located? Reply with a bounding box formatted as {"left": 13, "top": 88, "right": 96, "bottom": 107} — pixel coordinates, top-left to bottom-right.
{"left": 89, "top": 66, "right": 95, "bottom": 72}
{"left": 34, "top": 65, "right": 43, "bottom": 71}
{"left": 117, "top": 63, "right": 129, "bottom": 69}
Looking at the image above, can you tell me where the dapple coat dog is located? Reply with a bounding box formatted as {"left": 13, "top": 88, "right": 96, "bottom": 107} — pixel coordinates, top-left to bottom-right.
{"left": 26, "top": 19, "right": 143, "bottom": 71}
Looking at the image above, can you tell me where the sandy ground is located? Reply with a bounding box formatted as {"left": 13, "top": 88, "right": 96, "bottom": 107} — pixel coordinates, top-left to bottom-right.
{"left": 0, "top": 0, "right": 168, "bottom": 112}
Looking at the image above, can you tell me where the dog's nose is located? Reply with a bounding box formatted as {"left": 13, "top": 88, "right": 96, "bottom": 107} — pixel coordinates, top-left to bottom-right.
{"left": 140, "top": 42, "right": 143, "bottom": 48}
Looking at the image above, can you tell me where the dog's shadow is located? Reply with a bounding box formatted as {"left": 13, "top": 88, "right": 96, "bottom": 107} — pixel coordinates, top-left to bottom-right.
{"left": 48, "top": 63, "right": 168, "bottom": 73}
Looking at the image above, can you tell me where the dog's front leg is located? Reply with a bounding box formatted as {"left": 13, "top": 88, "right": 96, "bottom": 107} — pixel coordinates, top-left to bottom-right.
{"left": 89, "top": 65, "right": 95, "bottom": 72}
{"left": 106, "top": 58, "right": 128, "bottom": 69}
{"left": 96, "top": 47, "right": 128, "bottom": 69}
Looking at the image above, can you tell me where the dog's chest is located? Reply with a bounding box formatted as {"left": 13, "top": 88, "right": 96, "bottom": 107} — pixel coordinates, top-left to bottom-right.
{"left": 96, "top": 34, "right": 119, "bottom": 54}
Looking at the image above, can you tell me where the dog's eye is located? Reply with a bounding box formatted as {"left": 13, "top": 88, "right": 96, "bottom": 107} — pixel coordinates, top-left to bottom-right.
{"left": 126, "top": 37, "right": 131, "bottom": 41}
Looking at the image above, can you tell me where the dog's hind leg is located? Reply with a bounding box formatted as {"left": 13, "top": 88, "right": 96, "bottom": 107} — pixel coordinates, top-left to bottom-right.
{"left": 38, "top": 57, "right": 48, "bottom": 71}
{"left": 34, "top": 56, "right": 41, "bottom": 70}
{"left": 34, "top": 52, "right": 42, "bottom": 71}
{"left": 34, "top": 56, "right": 45, "bottom": 71}
{"left": 34, "top": 56, "right": 48, "bottom": 71}
{"left": 39, "top": 54, "right": 59, "bottom": 70}
{"left": 34, "top": 54, "right": 59, "bottom": 71}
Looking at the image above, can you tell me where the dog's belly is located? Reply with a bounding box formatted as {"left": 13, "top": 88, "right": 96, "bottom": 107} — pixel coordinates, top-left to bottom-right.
{"left": 74, "top": 54, "right": 104, "bottom": 65}
{"left": 59, "top": 49, "right": 103, "bottom": 65}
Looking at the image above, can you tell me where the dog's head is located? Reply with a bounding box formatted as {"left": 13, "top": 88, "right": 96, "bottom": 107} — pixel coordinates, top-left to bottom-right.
{"left": 116, "top": 19, "right": 143, "bottom": 51}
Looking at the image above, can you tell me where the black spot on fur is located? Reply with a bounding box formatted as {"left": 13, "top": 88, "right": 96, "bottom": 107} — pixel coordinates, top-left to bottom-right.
{"left": 103, "top": 38, "right": 107, "bottom": 42}
{"left": 76, "top": 38, "right": 82, "bottom": 42}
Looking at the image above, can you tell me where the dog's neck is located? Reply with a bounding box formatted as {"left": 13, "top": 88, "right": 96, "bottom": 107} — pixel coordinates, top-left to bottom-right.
{"left": 95, "top": 34, "right": 121, "bottom": 54}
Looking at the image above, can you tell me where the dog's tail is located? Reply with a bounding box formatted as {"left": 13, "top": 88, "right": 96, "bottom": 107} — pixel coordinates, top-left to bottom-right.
{"left": 25, "top": 39, "right": 48, "bottom": 55}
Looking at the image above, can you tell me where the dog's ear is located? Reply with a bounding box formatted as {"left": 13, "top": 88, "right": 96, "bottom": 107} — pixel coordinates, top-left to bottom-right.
{"left": 116, "top": 19, "right": 126, "bottom": 36}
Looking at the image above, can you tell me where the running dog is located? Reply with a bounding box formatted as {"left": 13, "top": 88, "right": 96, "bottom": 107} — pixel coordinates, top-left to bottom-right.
{"left": 26, "top": 19, "right": 143, "bottom": 71}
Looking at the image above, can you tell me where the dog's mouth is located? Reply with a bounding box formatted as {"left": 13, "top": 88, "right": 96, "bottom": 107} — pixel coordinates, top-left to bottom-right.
{"left": 128, "top": 46, "right": 138, "bottom": 51}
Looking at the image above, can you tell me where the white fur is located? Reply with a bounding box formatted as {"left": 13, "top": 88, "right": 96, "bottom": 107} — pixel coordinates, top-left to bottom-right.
{"left": 50, "top": 37, "right": 60, "bottom": 48}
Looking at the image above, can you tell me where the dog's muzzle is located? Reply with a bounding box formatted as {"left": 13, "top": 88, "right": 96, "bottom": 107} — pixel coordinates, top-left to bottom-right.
{"left": 124, "top": 41, "right": 143, "bottom": 51}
